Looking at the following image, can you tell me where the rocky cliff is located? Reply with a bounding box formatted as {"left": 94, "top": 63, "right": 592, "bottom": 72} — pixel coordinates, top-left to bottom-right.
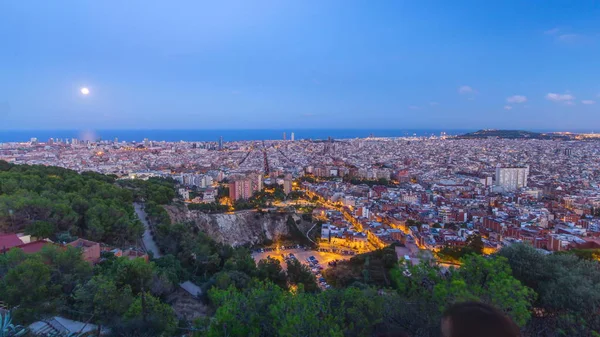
{"left": 163, "top": 206, "right": 311, "bottom": 246}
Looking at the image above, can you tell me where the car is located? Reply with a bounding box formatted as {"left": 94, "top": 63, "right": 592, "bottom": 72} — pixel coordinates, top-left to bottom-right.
{"left": 260, "top": 248, "right": 264, "bottom": 253}
{"left": 313, "top": 259, "right": 319, "bottom": 264}
{"left": 289, "top": 253, "right": 295, "bottom": 258}
{"left": 309, "top": 256, "right": 316, "bottom": 260}
{"left": 319, "top": 277, "right": 326, "bottom": 282}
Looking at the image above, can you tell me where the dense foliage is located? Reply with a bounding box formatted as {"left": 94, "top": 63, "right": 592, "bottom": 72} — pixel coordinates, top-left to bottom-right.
{"left": 0, "top": 244, "right": 180, "bottom": 335}
{"left": 202, "top": 280, "right": 441, "bottom": 337}
{"left": 0, "top": 161, "right": 142, "bottom": 245}
{"left": 324, "top": 246, "right": 399, "bottom": 288}
{"left": 437, "top": 234, "right": 484, "bottom": 262}
{"left": 117, "top": 177, "right": 177, "bottom": 205}
{"left": 499, "top": 244, "right": 600, "bottom": 336}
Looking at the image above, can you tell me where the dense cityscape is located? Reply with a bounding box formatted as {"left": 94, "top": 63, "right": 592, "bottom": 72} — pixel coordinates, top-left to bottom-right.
{"left": 3, "top": 133, "right": 600, "bottom": 256}
{"left": 3, "top": 0, "right": 600, "bottom": 336}
{"left": 1, "top": 131, "right": 600, "bottom": 336}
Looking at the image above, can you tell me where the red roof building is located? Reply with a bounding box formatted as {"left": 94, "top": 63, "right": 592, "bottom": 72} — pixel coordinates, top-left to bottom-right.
{"left": 15, "top": 240, "right": 52, "bottom": 254}
{"left": 0, "top": 234, "right": 24, "bottom": 253}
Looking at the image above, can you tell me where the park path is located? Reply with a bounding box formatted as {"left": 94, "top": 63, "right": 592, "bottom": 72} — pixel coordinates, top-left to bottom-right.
{"left": 134, "top": 203, "right": 162, "bottom": 258}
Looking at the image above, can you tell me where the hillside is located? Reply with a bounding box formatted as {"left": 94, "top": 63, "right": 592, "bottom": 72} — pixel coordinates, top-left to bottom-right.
{"left": 458, "top": 129, "right": 545, "bottom": 139}
{"left": 163, "top": 205, "right": 312, "bottom": 246}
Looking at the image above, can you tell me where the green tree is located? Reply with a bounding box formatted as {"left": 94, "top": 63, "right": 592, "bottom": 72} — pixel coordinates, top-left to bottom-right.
{"left": 123, "top": 293, "right": 178, "bottom": 336}
{"left": 113, "top": 257, "right": 155, "bottom": 295}
{"left": 286, "top": 258, "right": 319, "bottom": 293}
{"left": 0, "top": 256, "right": 58, "bottom": 321}
{"left": 25, "top": 220, "right": 56, "bottom": 239}
{"left": 464, "top": 234, "right": 484, "bottom": 255}
{"left": 39, "top": 245, "right": 92, "bottom": 295}
{"left": 205, "top": 282, "right": 283, "bottom": 337}
{"left": 74, "top": 276, "right": 134, "bottom": 330}
{"left": 434, "top": 255, "right": 536, "bottom": 327}
{"left": 257, "top": 257, "right": 288, "bottom": 290}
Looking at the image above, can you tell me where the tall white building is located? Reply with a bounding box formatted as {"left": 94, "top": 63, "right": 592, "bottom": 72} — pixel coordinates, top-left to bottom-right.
{"left": 495, "top": 166, "right": 529, "bottom": 191}
{"left": 291, "top": 132, "right": 295, "bottom": 141}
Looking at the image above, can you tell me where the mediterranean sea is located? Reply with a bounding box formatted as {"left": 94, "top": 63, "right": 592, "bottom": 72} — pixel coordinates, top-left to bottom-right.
{"left": 0, "top": 129, "right": 474, "bottom": 143}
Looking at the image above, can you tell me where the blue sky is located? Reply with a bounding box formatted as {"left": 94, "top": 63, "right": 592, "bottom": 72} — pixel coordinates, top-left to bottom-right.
{"left": 1, "top": 0, "right": 599, "bottom": 130}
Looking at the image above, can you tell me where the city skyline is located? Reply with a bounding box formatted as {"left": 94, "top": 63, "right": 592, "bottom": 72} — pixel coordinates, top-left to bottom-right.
{"left": 2, "top": 1, "right": 600, "bottom": 130}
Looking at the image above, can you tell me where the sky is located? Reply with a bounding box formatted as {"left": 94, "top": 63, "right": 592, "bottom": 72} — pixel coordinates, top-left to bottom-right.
{"left": 1, "top": 0, "right": 599, "bottom": 131}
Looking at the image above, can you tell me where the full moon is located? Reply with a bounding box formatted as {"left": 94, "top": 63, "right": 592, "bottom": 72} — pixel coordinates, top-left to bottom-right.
{"left": 80, "top": 87, "right": 90, "bottom": 95}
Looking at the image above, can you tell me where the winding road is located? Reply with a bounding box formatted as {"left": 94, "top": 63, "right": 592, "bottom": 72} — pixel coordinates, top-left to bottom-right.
{"left": 305, "top": 222, "right": 318, "bottom": 245}
{"left": 134, "top": 203, "right": 162, "bottom": 258}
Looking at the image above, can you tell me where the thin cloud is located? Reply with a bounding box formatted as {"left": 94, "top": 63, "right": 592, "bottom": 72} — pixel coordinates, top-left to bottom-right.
{"left": 504, "top": 105, "right": 512, "bottom": 110}
{"left": 506, "top": 95, "right": 527, "bottom": 104}
{"left": 429, "top": 102, "right": 439, "bottom": 106}
{"left": 458, "top": 85, "right": 475, "bottom": 94}
{"left": 302, "top": 113, "right": 316, "bottom": 117}
{"left": 408, "top": 105, "right": 420, "bottom": 110}
{"left": 544, "top": 28, "right": 560, "bottom": 35}
{"left": 546, "top": 93, "right": 575, "bottom": 102}
{"left": 557, "top": 34, "right": 579, "bottom": 42}
{"left": 582, "top": 100, "right": 596, "bottom": 105}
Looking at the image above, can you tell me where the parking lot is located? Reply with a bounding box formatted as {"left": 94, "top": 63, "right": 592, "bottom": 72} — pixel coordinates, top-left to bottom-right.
{"left": 251, "top": 246, "right": 355, "bottom": 289}
{"left": 252, "top": 247, "right": 351, "bottom": 270}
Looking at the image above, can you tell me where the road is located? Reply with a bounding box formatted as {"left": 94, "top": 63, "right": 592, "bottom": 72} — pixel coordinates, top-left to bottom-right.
{"left": 305, "top": 222, "right": 318, "bottom": 245}
{"left": 134, "top": 203, "right": 162, "bottom": 258}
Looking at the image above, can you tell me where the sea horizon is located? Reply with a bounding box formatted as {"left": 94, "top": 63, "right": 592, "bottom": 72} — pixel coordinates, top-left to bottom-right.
{"left": 0, "top": 128, "right": 598, "bottom": 143}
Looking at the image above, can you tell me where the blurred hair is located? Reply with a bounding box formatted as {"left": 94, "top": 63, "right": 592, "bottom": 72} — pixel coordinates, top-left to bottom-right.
{"left": 442, "top": 302, "right": 521, "bottom": 337}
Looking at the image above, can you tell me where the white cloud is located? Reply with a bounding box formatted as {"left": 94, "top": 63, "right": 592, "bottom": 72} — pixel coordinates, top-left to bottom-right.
{"left": 458, "top": 85, "right": 475, "bottom": 94}
{"left": 546, "top": 93, "right": 575, "bottom": 102}
{"left": 408, "top": 105, "right": 420, "bottom": 110}
{"left": 557, "top": 34, "right": 578, "bottom": 42}
{"left": 544, "top": 28, "right": 560, "bottom": 35}
{"left": 582, "top": 100, "right": 596, "bottom": 105}
{"left": 506, "top": 95, "right": 527, "bottom": 104}
{"left": 504, "top": 105, "right": 512, "bottom": 110}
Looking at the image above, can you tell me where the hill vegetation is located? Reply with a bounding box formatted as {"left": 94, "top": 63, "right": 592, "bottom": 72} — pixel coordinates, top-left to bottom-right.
{"left": 458, "top": 129, "right": 564, "bottom": 140}
{"left": 0, "top": 161, "right": 143, "bottom": 245}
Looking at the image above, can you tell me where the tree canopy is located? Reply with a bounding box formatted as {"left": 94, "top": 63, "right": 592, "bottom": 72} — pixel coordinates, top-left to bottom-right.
{"left": 0, "top": 161, "right": 148, "bottom": 245}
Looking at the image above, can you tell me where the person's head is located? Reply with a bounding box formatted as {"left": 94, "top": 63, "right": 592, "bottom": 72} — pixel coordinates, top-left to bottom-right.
{"left": 441, "top": 302, "right": 521, "bottom": 337}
